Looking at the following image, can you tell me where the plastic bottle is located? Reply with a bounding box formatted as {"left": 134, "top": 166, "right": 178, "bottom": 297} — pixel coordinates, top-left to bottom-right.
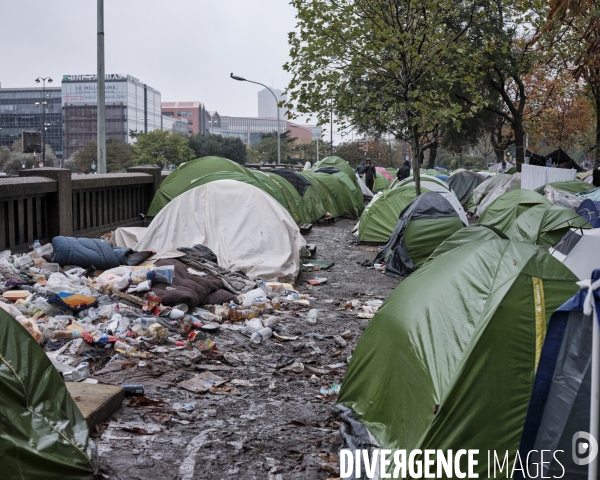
{"left": 229, "top": 308, "right": 259, "bottom": 322}
{"left": 194, "top": 309, "right": 222, "bottom": 323}
{"left": 133, "top": 318, "right": 154, "bottom": 326}
{"left": 32, "top": 240, "right": 42, "bottom": 256}
{"left": 306, "top": 309, "right": 318, "bottom": 326}
{"left": 271, "top": 297, "right": 281, "bottom": 310}
{"left": 249, "top": 327, "right": 273, "bottom": 345}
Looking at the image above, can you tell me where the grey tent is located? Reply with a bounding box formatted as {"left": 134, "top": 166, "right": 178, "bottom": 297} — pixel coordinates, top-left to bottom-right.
{"left": 447, "top": 170, "right": 486, "bottom": 205}
{"left": 518, "top": 270, "right": 600, "bottom": 479}
{"left": 374, "top": 191, "right": 465, "bottom": 276}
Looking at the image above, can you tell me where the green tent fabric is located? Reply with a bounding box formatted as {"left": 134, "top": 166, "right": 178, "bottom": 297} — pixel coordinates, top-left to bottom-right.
{"left": 181, "top": 171, "right": 309, "bottom": 224}
{"left": 426, "top": 224, "right": 507, "bottom": 264}
{"left": 311, "top": 172, "right": 360, "bottom": 217}
{"left": 392, "top": 174, "right": 449, "bottom": 190}
{"left": 446, "top": 170, "right": 486, "bottom": 205}
{"left": 147, "top": 156, "right": 250, "bottom": 216}
{"left": 331, "top": 172, "right": 364, "bottom": 214}
{"left": 251, "top": 170, "right": 310, "bottom": 224}
{"left": 357, "top": 186, "right": 429, "bottom": 244}
{"left": 374, "top": 191, "right": 464, "bottom": 275}
{"left": 537, "top": 180, "right": 594, "bottom": 195}
{"left": 372, "top": 173, "right": 391, "bottom": 192}
{"left": 478, "top": 189, "right": 551, "bottom": 232}
{"left": 506, "top": 166, "right": 517, "bottom": 174}
{"left": 312, "top": 156, "right": 360, "bottom": 190}
{"left": 338, "top": 239, "right": 578, "bottom": 477}
{"left": 299, "top": 171, "right": 358, "bottom": 218}
{"left": 263, "top": 171, "right": 312, "bottom": 224}
{"left": 0, "top": 309, "right": 96, "bottom": 479}
{"left": 505, "top": 203, "right": 591, "bottom": 247}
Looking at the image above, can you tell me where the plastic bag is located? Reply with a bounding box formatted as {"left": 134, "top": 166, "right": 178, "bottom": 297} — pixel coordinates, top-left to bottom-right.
{"left": 240, "top": 288, "right": 268, "bottom": 307}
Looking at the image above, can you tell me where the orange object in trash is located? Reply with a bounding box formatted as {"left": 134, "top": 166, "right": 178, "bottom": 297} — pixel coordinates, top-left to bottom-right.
{"left": 61, "top": 294, "right": 96, "bottom": 308}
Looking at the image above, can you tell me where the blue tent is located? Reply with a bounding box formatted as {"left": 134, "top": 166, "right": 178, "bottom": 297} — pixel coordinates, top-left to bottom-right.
{"left": 578, "top": 199, "right": 600, "bottom": 228}
{"left": 518, "top": 270, "right": 600, "bottom": 479}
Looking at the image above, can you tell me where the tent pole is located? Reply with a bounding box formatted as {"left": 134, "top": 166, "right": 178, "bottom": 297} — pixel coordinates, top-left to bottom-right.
{"left": 589, "top": 305, "right": 599, "bottom": 480}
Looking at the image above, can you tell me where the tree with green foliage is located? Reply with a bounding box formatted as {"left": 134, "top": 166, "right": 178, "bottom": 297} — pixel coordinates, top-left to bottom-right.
{"left": 1, "top": 140, "right": 56, "bottom": 175}
{"left": 247, "top": 130, "right": 297, "bottom": 163}
{"left": 187, "top": 133, "right": 247, "bottom": 164}
{"left": 131, "top": 130, "right": 195, "bottom": 168}
{"left": 64, "top": 139, "right": 134, "bottom": 173}
{"left": 285, "top": 0, "right": 487, "bottom": 194}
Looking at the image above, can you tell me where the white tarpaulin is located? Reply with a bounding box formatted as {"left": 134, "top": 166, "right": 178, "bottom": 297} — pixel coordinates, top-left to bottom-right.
{"left": 521, "top": 163, "right": 576, "bottom": 190}
{"left": 134, "top": 180, "right": 306, "bottom": 282}
{"left": 112, "top": 227, "right": 148, "bottom": 249}
{"left": 475, "top": 173, "right": 521, "bottom": 218}
{"left": 550, "top": 228, "right": 600, "bottom": 280}
{"left": 542, "top": 185, "right": 583, "bottom": 211}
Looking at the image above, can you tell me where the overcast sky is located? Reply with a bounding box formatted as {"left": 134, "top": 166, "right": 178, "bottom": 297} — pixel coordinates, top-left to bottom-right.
{"left": 1, "top": 0, "right": 346, "bottom": 141}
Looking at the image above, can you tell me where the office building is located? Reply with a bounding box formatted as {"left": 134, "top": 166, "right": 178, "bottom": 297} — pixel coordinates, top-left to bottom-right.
{"left": 258, "top": 88, "right": 287, "bottom": 120}
{"left": 221, "top": 116, "right": 286, "bottom": 145}
{"left": 161, "top": 101, "right": 210, "bottom": 136}
{"left": 0, "top": 86, "right": 63, "bottom": 158}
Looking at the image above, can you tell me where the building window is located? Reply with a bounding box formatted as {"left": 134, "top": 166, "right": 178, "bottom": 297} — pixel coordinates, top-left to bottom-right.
{"left": 187, "top": 120, "right": 193, "bottom": 125}
{"left": 177, "top": 111, "right": 193, "bottom": 117}
{"left": 163, "top": 112, "right": 174, "bottom": 117}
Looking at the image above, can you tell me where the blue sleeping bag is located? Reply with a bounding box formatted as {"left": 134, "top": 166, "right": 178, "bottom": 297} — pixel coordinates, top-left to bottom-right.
{"left": 51, "top": 236, "right": 132, "bottom": 270}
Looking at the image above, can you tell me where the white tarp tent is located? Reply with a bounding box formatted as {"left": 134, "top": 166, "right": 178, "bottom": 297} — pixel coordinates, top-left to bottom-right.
{"left": 475, "top": 173, "right": 521, "bottom": 218}
{"left": 112, "top": 227, "right": 148, "bottom": 249}
{"left": 550, "top": 228, "right": 600, "bottom": 280}
{"left": 521, "top": 163, "right": 576, "bottom": 190}
{"left": 134, "top": 180, "right": 306, "bottom": 282}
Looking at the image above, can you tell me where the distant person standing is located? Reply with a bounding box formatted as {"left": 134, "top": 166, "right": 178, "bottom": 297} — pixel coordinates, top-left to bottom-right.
{"left": 397, "top": 160, "right": 411, "bottom": 182}
{"left": 355, "top": 160, "right": 366, "bottom": 176}
{"left": 363, "top": 158, "right": 377, "bottom": 192}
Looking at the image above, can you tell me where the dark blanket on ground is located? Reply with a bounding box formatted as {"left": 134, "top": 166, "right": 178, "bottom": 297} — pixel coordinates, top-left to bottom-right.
{"left": 151, "top": 259, "right": 235, "bottom": 308}
{"left": 51, "top": 236, "right": 152, "bottom": 270}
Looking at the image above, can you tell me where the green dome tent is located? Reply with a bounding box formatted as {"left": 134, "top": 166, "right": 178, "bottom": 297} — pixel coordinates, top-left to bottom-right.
{"left": 392, "top": 174, "right": 449, "bottom": 190}
{"left": 269, "top": 169, "right": 328, "bottom": 222}
{"left": 374, "top": 191, "right": 465, "bottom": 276}
{"left": 426, "top": 224, "right": 507, "bottom": 264}
{"left": 477, "top": 189, "right": 551, "bottom": 232}
{"left": 331, "top": 171, "right": 365, "bottom": 214}
{"left": 299, "top": 171, "right": 359, "bottom": 218}
{"left": 181, "top": 171, "right": 309, "bottom": 224}
{"left": 312, "top": 155, "right": 360, "bottom": 189}
{"left": 357, "top": 186, "right": 429, "bottom": 244}
{"left": 536, "top": 180, "right": 594, "bottom": 195}
{"left": 0, "top": 309, "right": 96, "bottom": 479}
{"left": 505, "top": 203, "right": 590, "bottom": 247}
{"left": 338, "top": 239, "right": 578, "bottom": 477}
{"left": 147, "top": 156, "right": 251, "bottom": 217}
{"left": 372, "top": 172, "right": 391, "bottom": 192}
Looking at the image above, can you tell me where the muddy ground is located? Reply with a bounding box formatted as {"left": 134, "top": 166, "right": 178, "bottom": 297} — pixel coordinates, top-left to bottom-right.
{"left": 94, "top": 219, "right": 400, "bottom": 480}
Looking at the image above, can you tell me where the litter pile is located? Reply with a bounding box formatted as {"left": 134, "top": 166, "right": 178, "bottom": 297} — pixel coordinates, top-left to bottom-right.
{"left": 0, "top": 235, "right": 334, "bottom": 401}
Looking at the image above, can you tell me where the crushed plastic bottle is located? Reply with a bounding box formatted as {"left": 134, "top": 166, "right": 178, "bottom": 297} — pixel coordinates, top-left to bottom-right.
{"left": 229, "top": 307, "right": 259, "bottom": 322}
{"left": 63, "top": 363, "right": 90, "bottom": 382}
{"left": 249, "top": 327, "right": 273, "bottom": 345}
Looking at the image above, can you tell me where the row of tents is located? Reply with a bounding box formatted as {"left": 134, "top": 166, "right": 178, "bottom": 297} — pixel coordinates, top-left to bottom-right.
{"left": 338, "top": 165, "right": 600, "bottom": 477}
{"left": 147, "top": 155, "right": 367, "bottom": 224}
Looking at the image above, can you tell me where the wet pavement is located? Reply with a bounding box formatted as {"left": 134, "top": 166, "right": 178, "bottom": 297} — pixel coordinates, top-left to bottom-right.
{"left": 94, "top": 219, "right": 400, "bottom": 480}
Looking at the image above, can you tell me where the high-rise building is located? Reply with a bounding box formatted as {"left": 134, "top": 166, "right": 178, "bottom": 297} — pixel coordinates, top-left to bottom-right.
{"left": 220, "top": 116, "right": 315, "bottom": 146}
{"left": 258, "top": 88, "right": 287, "bottom": 120}
{"left": 161, "top": 102, "right": 210, "bottom": 136}
{"left": 61, "top": 74, "right": 186, "bottom": 159}
{"left": 0, "top": 86, "right": 63, "bottom": 158}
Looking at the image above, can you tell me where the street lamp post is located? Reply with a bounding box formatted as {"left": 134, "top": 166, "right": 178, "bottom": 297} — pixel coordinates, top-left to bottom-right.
{"left": 35, "top": 77, "right": 52, "bottom": 166}
{"left": 230, "top": 73, "right": 281, "bottom": 164}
